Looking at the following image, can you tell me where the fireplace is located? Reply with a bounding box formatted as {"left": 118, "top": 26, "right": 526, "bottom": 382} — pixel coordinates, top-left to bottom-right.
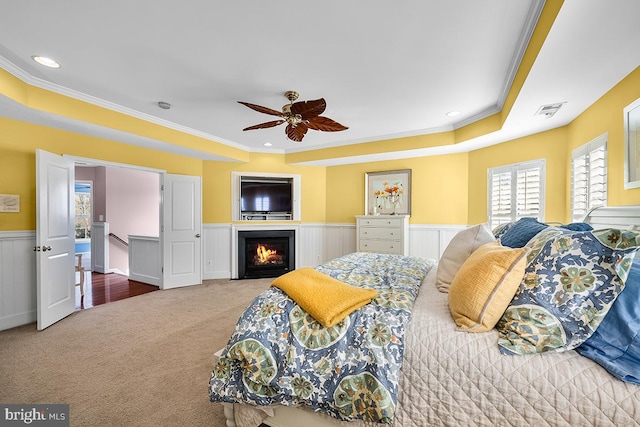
{"left": 237, "top": 230, "right": 295, "bottom": 279}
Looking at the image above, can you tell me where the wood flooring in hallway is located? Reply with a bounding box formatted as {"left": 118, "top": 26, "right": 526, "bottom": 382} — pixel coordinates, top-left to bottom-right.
{"left": 75, "top": 271, "right": 159, "bottom": 310}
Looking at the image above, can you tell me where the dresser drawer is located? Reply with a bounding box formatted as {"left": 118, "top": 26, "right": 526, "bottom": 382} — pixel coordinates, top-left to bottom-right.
{"left": 358, "top": 227, "right": 402, "bottom": 240}
{"left": 357, "top": 217, "right": 404, "bottom": 228}
{"left": 358, "top": 239, "right": 404, "bottom": 255}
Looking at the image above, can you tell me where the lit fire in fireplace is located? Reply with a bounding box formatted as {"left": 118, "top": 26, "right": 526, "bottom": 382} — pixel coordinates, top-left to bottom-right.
{"left": 254, "top": 244, "right": 284, "bottom": 265}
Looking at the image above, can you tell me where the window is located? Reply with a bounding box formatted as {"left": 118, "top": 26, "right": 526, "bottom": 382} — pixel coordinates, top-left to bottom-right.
{"left": 488, "top": 159, "right": 545, "bottom": 229}
{"left": 571, "top": 134, "right": 607, "bottom": 222}
{"left": 75, "top": 182, "right": 92, "bottom": 241}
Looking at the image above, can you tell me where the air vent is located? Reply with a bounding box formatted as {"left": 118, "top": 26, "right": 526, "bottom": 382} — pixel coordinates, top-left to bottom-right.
{"left": 535, "top": 102, "right": 565, "bottom": 118}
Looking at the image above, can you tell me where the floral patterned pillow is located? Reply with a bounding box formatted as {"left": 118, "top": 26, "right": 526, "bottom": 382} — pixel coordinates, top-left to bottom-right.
{"left": 496, "top": 227, "right": 640, "bottom": 355}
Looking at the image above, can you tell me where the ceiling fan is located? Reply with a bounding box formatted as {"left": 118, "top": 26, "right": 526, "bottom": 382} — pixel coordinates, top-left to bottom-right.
{"left": 238, "top": 91, "right": 348, "bottom": 142}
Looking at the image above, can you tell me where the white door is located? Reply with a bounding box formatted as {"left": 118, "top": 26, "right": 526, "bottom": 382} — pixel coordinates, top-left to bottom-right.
{"left": 162, "top": 174, "right": 202, "bottom": 289}
{"left": 36, "top": 149, "right": 75, "bottom": 330}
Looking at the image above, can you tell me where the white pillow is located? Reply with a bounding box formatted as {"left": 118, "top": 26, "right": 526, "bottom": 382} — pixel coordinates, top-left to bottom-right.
{"left": 435, "top": 223, "right": 495, "bottom": 293}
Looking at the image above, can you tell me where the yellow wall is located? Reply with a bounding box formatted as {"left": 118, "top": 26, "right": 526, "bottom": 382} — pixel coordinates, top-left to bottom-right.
{"left": 2, "top": 65, "right": 640, "bottom": 231}
{"left": 467, "top": 127, "right": 568, "bottom": 224}
{"left": 466, "top": 66, "right": 640, "bottom": 224}
{"left": 567, "top": 66, "right": 640, "bottom": 209}
{"left": 0, "top": 117, "right": 202, "bottom": 230}
{"left": 325, "top": 153, "right": 469, "bottom": 224}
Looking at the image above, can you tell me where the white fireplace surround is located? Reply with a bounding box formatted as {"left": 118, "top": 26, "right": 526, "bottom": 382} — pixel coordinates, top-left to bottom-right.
{"left": 231, "top": 224, "right": 300, "bottom": 279}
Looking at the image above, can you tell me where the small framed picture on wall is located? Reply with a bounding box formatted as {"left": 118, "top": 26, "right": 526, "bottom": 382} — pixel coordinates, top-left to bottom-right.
{"left": 365, "top": 169, "right": 411, "bottom": 215}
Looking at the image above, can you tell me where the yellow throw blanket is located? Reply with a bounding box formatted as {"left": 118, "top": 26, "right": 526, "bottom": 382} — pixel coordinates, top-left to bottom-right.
{"left": 271, "top": 267, "right": 378, "bottom": 327}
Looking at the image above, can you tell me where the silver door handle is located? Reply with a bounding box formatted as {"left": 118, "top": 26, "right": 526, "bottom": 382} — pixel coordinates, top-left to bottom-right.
{"left": 195, "top": 234, "right": 201, "bottom": 238}
{"left": 42, "top": 245, "right": 52, "bottom": 252}
{"left": 33, "top": 246, "right": 41, "bottom": 252}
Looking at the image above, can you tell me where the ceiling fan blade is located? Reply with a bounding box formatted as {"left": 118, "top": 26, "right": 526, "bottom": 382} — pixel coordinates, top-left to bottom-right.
{"left": 285, "top": 123, "right": 308, "bottom": 142}
{"left": 242, "top": 120, "right": 285, "bottom": 131}
{"left": 291, "top": 98, "right": 326, "bottom": 119}
{"left": 238, "top": 101, "right": 284, "bottom": 117}
{"left": 306, "top": 116, "right": 348, "bottom": 132}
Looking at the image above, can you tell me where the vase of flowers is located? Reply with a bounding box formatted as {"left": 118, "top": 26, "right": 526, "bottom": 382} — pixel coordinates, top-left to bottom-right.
{"left": 375, "top": 180, "right": 403, "bottom": 215}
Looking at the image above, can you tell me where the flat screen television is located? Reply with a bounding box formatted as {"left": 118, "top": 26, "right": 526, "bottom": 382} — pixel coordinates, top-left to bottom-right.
{"left": 240, "top": 178, "right": 293, "bottom": 214}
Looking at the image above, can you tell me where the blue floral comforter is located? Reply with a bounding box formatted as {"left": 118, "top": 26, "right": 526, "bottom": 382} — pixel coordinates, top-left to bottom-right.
{"left": 208, "top": 252, "right": 434, "bottom": 423}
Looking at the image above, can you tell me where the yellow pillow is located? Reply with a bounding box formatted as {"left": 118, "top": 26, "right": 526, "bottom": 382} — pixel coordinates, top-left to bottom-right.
{"left": 448, "top": 241, "right": 528, "bottom": 332}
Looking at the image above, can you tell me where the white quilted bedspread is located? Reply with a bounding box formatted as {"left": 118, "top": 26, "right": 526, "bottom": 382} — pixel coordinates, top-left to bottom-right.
{"left": 233, "top": 267, "right": 640, "bottom": 427}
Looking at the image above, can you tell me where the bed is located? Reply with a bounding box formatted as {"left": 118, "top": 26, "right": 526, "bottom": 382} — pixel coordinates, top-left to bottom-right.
{"left": 209, "top": 206, "right": 640, "bottom": 427}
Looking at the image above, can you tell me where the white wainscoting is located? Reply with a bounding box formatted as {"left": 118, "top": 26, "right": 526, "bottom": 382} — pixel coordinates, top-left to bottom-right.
{"left": 408, "top": 224, "right": 467, "bottom": 260}
{"left": 128, "top": 235, "right": 161, "bottom": 286}
{"left": 201, "top": 222, "right": 466, "bottom": 280}
{"left": 324, "top": 223, "right": 357, "bottom": 262}
{"left": 202, "top": 224, "right": 232, "bottom": 279}
{"left": 0, "top": 231, "right": 37, "bottom": 331}
{"left": 0, "top": 223, "right": 467, "bottom": 330}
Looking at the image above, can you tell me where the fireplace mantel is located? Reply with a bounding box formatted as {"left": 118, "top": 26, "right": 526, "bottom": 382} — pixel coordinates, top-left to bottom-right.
{"left": 231, "top": 224, "right": 300, "bottom": 279}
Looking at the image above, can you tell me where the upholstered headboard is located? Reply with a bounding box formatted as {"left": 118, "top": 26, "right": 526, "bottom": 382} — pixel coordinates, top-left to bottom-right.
{"left": 583, "top": 205, "right": 640, "bottom": 229}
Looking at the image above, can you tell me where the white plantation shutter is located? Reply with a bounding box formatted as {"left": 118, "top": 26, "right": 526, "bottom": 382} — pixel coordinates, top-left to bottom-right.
{"left": 488, "top": 160, "right": 545, "bottom": 229}
{"left": 516, "top": 166, "right": 541, "bottom": 217}
{"left": 572, "top": 134, "right": 607, "bottom": 222}
{"left": 490, "top": 171, "right": 512, "bottom": 226}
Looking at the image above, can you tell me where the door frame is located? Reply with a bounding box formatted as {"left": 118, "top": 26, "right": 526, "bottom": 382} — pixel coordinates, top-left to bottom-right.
{"left": 63, "top": 155, "right": 187, "bottom": 289}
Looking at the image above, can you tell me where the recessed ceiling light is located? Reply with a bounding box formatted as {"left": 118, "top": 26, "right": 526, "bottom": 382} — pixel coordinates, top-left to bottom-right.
{"left": 157, "top": 101, "right": 171, "bottom": 110}
{"left": 445, "top": 110, "right": 460, "bottom": 117}
{"left": 31, "top": 55, "right": 61, "bottom": 68}
{"left": 263, "top": 142, "right": 273, "bottom": 147}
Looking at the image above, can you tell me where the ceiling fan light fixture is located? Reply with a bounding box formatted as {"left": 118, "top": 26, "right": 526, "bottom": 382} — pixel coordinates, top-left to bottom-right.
{"left": 238, "top": 90, "right": 348, "bottom": 142}
{"left": 32, "top": 55, "right": 60, "bottom": 68}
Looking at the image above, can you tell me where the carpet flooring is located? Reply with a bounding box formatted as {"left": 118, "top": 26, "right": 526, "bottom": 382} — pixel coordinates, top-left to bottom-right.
{"left": 0, "top": 278, "right": 272, "bottom": 427}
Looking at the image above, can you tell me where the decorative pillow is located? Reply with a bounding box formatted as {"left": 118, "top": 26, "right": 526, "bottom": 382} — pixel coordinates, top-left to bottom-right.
{"left": 560, "top": 222, "right": 593, "bottom": 231}
{"left": 576, "top": 259, "right": 640, "bottom": 384}
{"left": 497, "top": 228, "right": 640, "bottom": 355}
{"left": 499, "top": 217, "right": 549, "bottom": 248}
{"left": 435, "top": 223, "right": 495, "bottom": 293}
{"left": 493, "top": 222, "right": 515, "bottom": 240}
{"left": 448, "top": 241, "right": 528, "bottom": 332}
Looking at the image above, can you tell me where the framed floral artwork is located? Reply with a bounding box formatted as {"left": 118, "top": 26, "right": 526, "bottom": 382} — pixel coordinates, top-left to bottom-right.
{"left": 624, "top": 96, "right": 640, "bottom": 189}
{"left": 365, "top": 169, "right": 411, "bottom": 215}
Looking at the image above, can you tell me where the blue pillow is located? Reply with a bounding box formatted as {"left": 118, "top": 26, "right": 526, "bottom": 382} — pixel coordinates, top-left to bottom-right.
{"left": 492, "top": 221, "right": 516, "bottom": 240}
{"left": 499, "top": 217, "right": 548, "bottom": 248}
{"left": 576, "top": 259, "right": 640, "bottom": 384}
{"left": 560, "top": 222, "right": 594, "bottom": 231}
